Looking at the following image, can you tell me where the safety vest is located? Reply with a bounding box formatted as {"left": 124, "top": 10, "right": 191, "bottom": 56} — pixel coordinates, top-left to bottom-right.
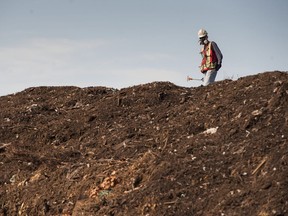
{"left": 200, "top": 42, "right": 218, "bottom": 72}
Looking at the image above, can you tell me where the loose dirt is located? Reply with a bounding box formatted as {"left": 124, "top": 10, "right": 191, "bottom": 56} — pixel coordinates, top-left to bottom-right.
{"left": 0, "top": 71, "right": 287, "bottom": 216}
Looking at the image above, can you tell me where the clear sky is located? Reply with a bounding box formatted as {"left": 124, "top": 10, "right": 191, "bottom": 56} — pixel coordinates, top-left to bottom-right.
{"left": 0, "top": 0, "right": 287, "bottom": 96}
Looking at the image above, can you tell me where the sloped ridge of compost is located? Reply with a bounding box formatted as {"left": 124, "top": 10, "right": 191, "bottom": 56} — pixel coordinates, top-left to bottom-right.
{"left": 0, "top": 71, "right": 287, "bottom": 215}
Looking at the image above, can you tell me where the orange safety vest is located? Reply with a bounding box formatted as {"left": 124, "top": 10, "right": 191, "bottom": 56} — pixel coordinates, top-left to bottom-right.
{"left": 200, "top": 42, "right": 218, "bottom": 72}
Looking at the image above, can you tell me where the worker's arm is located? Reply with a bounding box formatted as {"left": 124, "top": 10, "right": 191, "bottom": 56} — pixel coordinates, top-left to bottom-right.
{"left": 211, "top": 41, "right": 223, "bottom": 65}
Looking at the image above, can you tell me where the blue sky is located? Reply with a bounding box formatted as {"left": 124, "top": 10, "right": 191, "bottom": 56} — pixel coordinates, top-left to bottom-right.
{"left": 0, "top": 0, "right": 287, "bottom": 96}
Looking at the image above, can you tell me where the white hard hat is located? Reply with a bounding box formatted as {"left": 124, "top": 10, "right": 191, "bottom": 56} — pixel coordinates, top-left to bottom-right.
{"left": 198, "top": 29, "right": 208, "bottom": 38}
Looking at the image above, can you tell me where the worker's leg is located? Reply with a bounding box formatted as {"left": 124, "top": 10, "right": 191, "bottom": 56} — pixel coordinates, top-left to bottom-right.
{"left": 203, "top": 69, "right": 217, "bottom": 86}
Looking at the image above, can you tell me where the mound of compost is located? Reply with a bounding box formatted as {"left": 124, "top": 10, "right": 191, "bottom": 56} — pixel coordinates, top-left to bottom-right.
{"left": 0, "top": 71, "right": 287, "bottom": 216}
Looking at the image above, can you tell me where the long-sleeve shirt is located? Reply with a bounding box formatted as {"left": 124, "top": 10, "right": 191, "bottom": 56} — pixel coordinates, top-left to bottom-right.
{"left": 211, "top": 41, "right": 223, "bottom": 65}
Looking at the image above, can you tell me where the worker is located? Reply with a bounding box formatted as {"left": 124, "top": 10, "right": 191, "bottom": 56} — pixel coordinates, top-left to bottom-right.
{"left": 198, "top": 29, "right": 223, "bottom": 86}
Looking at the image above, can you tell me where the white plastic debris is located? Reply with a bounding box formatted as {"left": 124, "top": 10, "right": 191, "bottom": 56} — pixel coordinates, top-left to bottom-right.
{"left": 202, "top": 127, "right": 218, "bottom": 135}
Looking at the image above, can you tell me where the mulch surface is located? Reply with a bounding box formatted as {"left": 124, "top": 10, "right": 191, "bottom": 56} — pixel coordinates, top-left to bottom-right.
{"left": 0, "top": 71, "right": 287, "bottom": 216}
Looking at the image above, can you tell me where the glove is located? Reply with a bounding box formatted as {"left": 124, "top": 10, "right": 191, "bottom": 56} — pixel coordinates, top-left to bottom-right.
{"left": 216, "top": 63, "right": 222, "bottom": 71}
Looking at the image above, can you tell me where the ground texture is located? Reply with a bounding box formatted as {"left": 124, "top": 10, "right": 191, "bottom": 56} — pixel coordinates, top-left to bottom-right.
{"left": 0, "top": 71, "right": 287, "bottom": 216}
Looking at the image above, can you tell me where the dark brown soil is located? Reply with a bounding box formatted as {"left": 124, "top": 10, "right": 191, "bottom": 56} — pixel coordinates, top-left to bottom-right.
{"left": 0, "top": 71, "right": 287, "bottom": 216}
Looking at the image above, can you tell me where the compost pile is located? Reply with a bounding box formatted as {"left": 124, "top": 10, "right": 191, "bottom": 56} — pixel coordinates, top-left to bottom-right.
{"left": 0, "top": 71, "right": 287, "bottom": 216}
